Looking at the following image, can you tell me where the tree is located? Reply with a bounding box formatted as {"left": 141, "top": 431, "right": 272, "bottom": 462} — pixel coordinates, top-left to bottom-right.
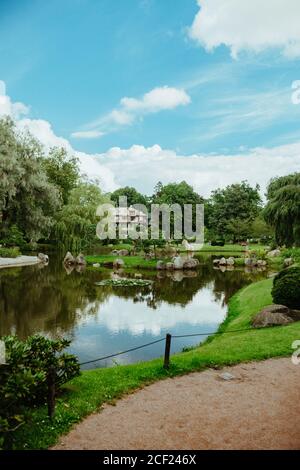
{"left": 53, "top": 181, "right": 110, "bottom": 251}
{"left": 209, "top": 181, "right": 261, "bottom": 241}
{"left": 110, "top": 186, "right": 148, "bottom": 209}
{"left": 41, "top": 147, "right": 80, "bottom": 204}
{"left": 151, "top": 181, "right": 205, "bottom": 239}
{"left": 0, "top": 118, "right": 61, "bottom": 242}
{"left": 264, "top": 173, "right": 300, "bottom": 247}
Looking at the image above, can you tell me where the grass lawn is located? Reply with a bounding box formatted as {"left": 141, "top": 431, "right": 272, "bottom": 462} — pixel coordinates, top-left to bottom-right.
{"left": 11, "top": 275, "right": 300, "bottom": 450}
{"left": 86, "top": 254, "right": 161, "bottom": 270}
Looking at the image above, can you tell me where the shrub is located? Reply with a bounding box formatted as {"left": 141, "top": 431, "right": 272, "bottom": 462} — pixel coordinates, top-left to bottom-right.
{"left": 272, "top": 267, "right": 300, "bottom": 309}
{"left": 0, "top": 247, "right": 20, "bottom": 258}
{"left": 0, "top": 335, "right": 80, "bottom": 448}
{"left": 211, "top": 240, "right": 225, "bottom": 247}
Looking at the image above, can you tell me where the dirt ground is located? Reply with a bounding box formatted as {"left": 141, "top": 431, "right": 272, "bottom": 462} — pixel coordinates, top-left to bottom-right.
{"left": 53, "top": 358, "right": 300, "bottom": 450}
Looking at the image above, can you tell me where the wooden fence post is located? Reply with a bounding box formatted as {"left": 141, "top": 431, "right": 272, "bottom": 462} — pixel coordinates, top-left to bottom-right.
{"left": 47, "top": 366, "right": 56, "bottom": 420}
{"left": 163, "top": 333, "right": 172, "bottom": 369}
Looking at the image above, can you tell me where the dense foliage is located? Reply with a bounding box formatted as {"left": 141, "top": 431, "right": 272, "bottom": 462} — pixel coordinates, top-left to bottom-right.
{"left": 264, "top": 173, "right": 300, "bottom": 247}
{"left": 272, "top": 267, "right": 300, "bottom": 309}
{"left": 208, "top": 181, "right": 262, "bottom": 242}
{"left": 0, "top": 335, "right": 80, "bottom": 448}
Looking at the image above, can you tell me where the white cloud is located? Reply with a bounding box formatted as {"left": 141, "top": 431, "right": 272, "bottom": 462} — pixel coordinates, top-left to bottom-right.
{"left": 71, "top": 130, "right": 105, "bottom": 139}
{"left": 120, "top": 86, "right": 191, "bottom": 113}
{"left": 1, "top": 79, "right": 300, "bottom": 198}
{"left": 189, "top": 0, "right": 300, "bottom": 58}
{"left": 94, "top": 142, "right": 300, "bottom": 197}
{"left": 77, "top": 86, "right": 191, "bottom": 135}
{"left": 0, "top": 80, "right": 30, "bottom": 119}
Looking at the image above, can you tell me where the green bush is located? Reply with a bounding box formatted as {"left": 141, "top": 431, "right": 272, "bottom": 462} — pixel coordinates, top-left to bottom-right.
{"left": 211, "top": 240, "right": 225, "bottom": 247}
{"left": 0, "top": 225, "right": 26, "bottom": 249}
{"left": 0, "top": 335, "right": 80, "bottom": 448}
{"left": 272, "top": 267, "right": 300, "bottom": 309}
{"left": 0, "top": 246, "right": 20, "bottom": 258}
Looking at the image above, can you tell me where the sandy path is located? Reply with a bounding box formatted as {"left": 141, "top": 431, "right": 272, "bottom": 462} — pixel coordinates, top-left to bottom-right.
{"left": 53, "top": 358, "right": 300, "bottom": 450}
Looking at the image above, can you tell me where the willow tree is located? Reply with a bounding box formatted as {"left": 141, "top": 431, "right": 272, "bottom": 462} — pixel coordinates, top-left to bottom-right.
{"left": 264, "top": 173, "right": 300, "bottom": 247}
{"left": 53, "top": 181, "right": 110, "bottom": 251}
{"left": 0, "top": 118, "right": 61, "bottom": 242}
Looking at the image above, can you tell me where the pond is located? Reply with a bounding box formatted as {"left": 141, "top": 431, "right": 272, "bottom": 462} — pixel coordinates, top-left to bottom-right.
{"left": 0, "top": 254, "right": 269, "bottom": 368}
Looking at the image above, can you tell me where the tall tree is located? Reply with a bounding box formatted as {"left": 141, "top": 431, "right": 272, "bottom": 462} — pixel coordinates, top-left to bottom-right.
{"left": 41, "top": 147, "right": 80, "bottom": 204}
{"left": 0, "top": 118, "right": 61, "bottom": 242}
{"left": 209, "top": 181, "right": 261, "bottom": 241}
{"left": 264, "top": 173, "right": 300, "bottom": 247}
{"left": 53, "top": 181, "right": 110, "bottom": 251}
{"left": 110, "top": 186, "right": 148, "bottom": 209}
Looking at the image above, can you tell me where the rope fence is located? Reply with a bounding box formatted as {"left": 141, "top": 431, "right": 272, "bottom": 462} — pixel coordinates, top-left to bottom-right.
{"left": 46, "top": 325, "right": 263, "bottom": 419}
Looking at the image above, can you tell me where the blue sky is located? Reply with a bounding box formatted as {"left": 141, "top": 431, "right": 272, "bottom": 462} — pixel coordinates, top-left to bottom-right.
{"left": 1, "top": 0, "right": 300, "bottom": 195}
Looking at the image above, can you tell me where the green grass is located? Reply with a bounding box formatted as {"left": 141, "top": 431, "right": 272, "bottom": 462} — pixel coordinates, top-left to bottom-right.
{"left": 86, "top": 254, "right": 161, "bottom": 270}
{"left": 11, "top": 275, "right": 300, "bottom": 450}
{"left": 0, "top": 246, "right": 21, "bottom": 258}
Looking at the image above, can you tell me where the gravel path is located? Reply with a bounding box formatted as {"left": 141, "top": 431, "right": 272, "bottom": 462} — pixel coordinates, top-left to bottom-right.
{"left": 53, "top": 358, "right": 300, "bottom": 450}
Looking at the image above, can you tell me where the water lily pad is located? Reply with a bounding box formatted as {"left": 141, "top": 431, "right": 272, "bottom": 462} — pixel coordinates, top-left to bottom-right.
{"left": 95, "top": 278, "right": 153, "bottom": 287}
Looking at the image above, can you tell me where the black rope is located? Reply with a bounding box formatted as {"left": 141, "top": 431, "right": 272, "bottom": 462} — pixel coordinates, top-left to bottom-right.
{"left": 172, "top": 326, "right": 258, "bottom": 338}
{"left": 79, "top": 337, "right": 165, "bottom": 366}
{"left": 78, "top": 326, "right": 266, "bottom": 367}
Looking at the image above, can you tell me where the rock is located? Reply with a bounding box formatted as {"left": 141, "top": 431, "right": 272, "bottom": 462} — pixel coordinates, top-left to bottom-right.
{"left": 172, "top": 256, "right": 184, "bottom": 270}
{"left": 267, "top": 249, "right": 281, "bottom": 257}
{"left": 76, "top": 253, "right": 86, "bottom": 266}
{"left": 64, "top": 252, "right": 75, "bottom": 266}
{"left": 118, "top": 249, "right": 129, "bottom": 256}
{"left": 111, "top": 250, "right": 119, "bottom": 256}
{"left": 219, "top": 257, "right": 227, "bottom": 266}
{"left": 219, "top": 372, "right": 235, "bottom": 381}
{"left": 213, "top": 259, "right": 220, "bottom": 265}
{"left": 134, "top": 273, "right": 142, "bottom": 279}
{"left": 226, "top": 257, "right": 235, "bottom": 266}
{"left": 113, "top": 258, "right": 124, "bottom": 268}
{"left": 93, "top": 263, "right": 100, "bottom": 268}
{"left": 284, "top": 257, "right": 293, "bottom": 267}
{"left": 252, "top": 304, "right": 298, "bottom": 328}
{"left": 245, "top": 257, "right": 258, "bottom": 267}
{"left": 183, "top": 258, "right": 199, "bottom": 269}
{"left": 156, "top": 261, "right": 166, "bottom": 270}
{"left": 38, "top": 253, "right": 49, "bottom": 264}
{"left": 257, "top": 259, "right": 267, "bottom": 267}
{"left": 166, "top": 262, "right": 174, "bottom": 270}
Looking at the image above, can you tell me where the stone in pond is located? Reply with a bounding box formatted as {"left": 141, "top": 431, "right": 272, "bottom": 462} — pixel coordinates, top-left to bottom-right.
{"left": 113, "top": 258, "right": 125, "bottom": 268}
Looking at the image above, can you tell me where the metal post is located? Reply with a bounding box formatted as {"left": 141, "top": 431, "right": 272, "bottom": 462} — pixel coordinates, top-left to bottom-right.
{"left": 47, "top": 365, "right": 56, "bottom": 420}
{"left": 163, "top": 333, "right": 172, "bottom": 369}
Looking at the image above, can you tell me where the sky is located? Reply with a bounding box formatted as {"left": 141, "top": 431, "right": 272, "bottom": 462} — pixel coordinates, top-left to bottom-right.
{"left": 1, "top": 0, "right": 300, "bottom": 196}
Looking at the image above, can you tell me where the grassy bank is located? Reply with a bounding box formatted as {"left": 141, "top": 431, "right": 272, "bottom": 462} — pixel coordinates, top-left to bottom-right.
{"left": 86, "top": 254, "right": 161, "bottom": 270}
{"left": 12, "top": 275, "right": 300, "bottom": 450}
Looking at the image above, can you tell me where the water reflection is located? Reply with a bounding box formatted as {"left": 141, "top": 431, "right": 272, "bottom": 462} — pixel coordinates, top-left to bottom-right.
{"left": 0, "top": 255, "right": 268, "bottom": 367}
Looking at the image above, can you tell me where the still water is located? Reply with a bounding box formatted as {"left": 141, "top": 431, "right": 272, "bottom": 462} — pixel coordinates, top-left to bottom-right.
{"left": 0, "top": 255, "right": 268, "bottom": 368}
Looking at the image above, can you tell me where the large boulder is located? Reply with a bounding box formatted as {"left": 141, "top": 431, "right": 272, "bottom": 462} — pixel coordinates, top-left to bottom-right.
{"left": 118, "top": 249, "right": 129, "bottom": 256}
{"left": 172, "top": 256, "right": 184, "bottom": 270}
{"left": 156, "top": 261, "right": 166, "bottom": 270}
{"left": 252, "top": 304, "right": 300, "bottom": 328}
{"left": 76, "top": 253, "right": 86, "bottom": 266}
{"left": 183, "top": 258, "right": 199, "bottom": 269}
{"left": 113, "top": 258, "right": 124, "bottom": 268}
{"left": 213, "top": 259, "right": 220, "bottom": 265}
{"left": 38, "top": 253, "right": 49, "bottom": 264}
{"left": 267, "top": 249, "right": 281, "bottom": 257}
{"left": 219, "top": 257, "right": 227, "bottom": 266}
{"left": 226, "top": 257, "right": 235, "bottom": 266}
{"left": 284, "top": 257, "right": 293, "bottom": 267}
{"left": 64, "top": 252, "right": 75, "bottom": 266}
{"left": 166, "top": 262, "right": 175, "bottom": 270}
